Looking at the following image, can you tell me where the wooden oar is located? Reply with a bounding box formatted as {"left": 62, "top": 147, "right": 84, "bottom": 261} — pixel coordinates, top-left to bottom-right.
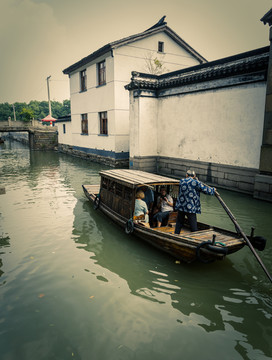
{"left": 214, "top": 190, "right": 272, "bottom": 284}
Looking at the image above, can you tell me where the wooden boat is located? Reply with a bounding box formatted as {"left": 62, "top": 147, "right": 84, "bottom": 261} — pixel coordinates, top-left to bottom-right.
{"left": 82, "top": 169, "right": 249, "bottom": 263}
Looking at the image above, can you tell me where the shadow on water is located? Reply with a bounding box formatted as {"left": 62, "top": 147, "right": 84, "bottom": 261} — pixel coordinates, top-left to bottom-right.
{"left": 73, "top": 196, "right": 272, "bottom": 358}
{"left": 0, "top": 233, "right": 10, "bottom": 283}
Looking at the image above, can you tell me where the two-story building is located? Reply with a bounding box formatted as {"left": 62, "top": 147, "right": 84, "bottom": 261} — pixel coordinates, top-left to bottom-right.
{"left": 60, "top": 17, "right": 206, "bottom": 166}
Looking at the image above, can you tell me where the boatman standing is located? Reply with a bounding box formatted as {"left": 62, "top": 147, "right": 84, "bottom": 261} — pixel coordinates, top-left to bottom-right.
{"left": 174, "top": 170, "right": 216, "bottom": 233}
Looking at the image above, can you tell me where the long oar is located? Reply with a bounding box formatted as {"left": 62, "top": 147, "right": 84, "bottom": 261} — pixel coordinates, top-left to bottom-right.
{"left": 214, "top": 190, "right": 272, "bottom": 284}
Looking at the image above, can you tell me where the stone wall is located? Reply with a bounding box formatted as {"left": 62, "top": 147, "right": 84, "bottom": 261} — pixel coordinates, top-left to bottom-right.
{"left": 157, "top": 156, "right": 258, "bottom": 194}
{"left": 59, "top": 143, "right": 129, "bottom": 168}
{"left": 8, "top": 130, "right": 58, "bottom": 150}
{"left": 131, "top": 155, "right": 272, "bottom": 201}
{"left": 254, "top": 174, "right": 272, "bottom": 201}
{"left": 29, "top": 130, "right": 58, "bottom": 150}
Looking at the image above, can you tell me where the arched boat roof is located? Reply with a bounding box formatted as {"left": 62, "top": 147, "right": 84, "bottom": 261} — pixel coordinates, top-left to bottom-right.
{"left": 99, "top": 169, "right": 180, "bottom": 188}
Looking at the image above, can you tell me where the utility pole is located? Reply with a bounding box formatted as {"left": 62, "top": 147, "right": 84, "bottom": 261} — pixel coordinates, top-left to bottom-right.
{"left": 46, "top": 75, "right": 52, "bottom": 116}
{"left": 12, "top": 104, "right": 16, "bottom": 121}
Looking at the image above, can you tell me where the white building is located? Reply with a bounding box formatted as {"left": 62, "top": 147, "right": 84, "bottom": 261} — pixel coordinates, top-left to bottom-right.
{"left": 60, "top": 17, "right": 206, "bottom": 166}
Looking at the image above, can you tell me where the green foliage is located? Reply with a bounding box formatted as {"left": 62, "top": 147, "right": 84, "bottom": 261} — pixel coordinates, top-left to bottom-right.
{"left": 0, "top": 100, "right": 70, "bottom": 121}
{"left": 0, "top": 102, "right": 13, "bottom": 120}
{"left": 20, "top": 107, "right": 34, "bottom": 122}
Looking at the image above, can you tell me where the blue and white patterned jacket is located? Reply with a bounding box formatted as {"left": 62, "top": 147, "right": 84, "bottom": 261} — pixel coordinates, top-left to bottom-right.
{"left": 175, "top": 177, "right": 215, "bottom": 214}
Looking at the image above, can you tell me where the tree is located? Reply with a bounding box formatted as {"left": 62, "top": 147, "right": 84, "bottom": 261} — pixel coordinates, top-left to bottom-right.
{"left": 144, "top": 52, "right": 167, "bottom": 75}
{"left": 20, "top": 107, "right": 34, "bottom": 122}
{"left": 0, "top": 100, "right": 70, "bottom": 121}
{"left": 0, "top": 103, "right": 13, "bottom": 121}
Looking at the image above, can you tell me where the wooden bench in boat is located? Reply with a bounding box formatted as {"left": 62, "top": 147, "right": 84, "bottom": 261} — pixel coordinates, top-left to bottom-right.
{"left": 133, "top": 214, "right": 150, "bottom": 228}
{"left": 133, "top": 214, "right": 145, "bottom": 221}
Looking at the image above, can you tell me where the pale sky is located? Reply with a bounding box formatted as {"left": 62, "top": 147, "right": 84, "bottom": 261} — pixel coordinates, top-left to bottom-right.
{"left": 0, "top": 0, "right": 271, "bottom": 104}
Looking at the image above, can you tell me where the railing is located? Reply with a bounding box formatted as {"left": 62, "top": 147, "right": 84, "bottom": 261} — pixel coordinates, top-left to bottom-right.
{"left": 0, "top": 119, "right": 57, "bottom": 130}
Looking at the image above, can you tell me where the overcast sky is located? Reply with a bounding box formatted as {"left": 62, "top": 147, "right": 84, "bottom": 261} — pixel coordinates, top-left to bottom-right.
{"left": 0, "top": 0, "right": 271, "bottom": 104}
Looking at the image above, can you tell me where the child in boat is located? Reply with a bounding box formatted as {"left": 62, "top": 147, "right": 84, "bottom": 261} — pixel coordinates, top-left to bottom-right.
{"left": 134, "top": 190, "right": 150, "bottom": 226}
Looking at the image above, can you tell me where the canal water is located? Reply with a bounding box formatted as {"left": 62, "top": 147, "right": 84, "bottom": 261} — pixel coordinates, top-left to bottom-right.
{"left": 0, "top": 140, "right": 272, "bottom": 360}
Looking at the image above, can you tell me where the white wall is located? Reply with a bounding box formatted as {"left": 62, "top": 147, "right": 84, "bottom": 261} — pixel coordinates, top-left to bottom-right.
{"left": 114, "top": 32, "right": 201, "bottom": 82}
{"left": 129, "top": 92, "right": 158, "bottom": 158}
{"left": 133, "top": 82, "right": 266, "bottom": 169}
{"left": 68, "top": 53, "right": 118, "bottom": 153}
{"left": 57, "top": 122, "right": 72, "bottom": 145}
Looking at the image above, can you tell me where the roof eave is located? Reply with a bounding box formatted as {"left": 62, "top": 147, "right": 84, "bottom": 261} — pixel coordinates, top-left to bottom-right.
{"left": 63, "top": 44, "right": 112, "bottom": 75}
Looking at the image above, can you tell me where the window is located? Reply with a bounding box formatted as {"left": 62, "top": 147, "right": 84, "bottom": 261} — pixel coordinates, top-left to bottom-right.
{"left": 81, "top": 113, "right": 88, "bottom": 135}
{"left": 97, "top": 60, "right": 106, "bottom": 86}
{"left": 102, "top": 177, "right": 108, "bottom": 190}
{"left": 80, "top": 69, "right": 87, "bottom": 92}
{"left": 63, "top": 124, "right": 66, "bottom": 134}
{"left": 124, "top": 186, "right": 132, "bottom": 201}
{"left": 115, "top": 183, "right": 123, "bottom": 197}
{"left": 109, "top": 180, "right": 115, "bottom": 193}
{"left": 158, "top": 41, "right": 164, "bottom": 53}
{"left": 99, "top": 111, "right": 108, "bottom": 135}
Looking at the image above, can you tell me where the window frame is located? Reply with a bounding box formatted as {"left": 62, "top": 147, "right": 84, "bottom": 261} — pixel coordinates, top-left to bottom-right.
{"left": 81, "top": 113, "right": 88, "bottom": 135}
{"left": 63, "top": 124, "right": 66, "bottom": 134}
{"left": 80, "top": 69, "right": 87, "bottom": 92}
{"left": 97, "top": 60, "right": 106, "bottom": 86}
{"left": 99, "top": 111, "right": 108, "bottom": 135}
{"left": 158, "top": 41, "right": 164, "bottom": 53}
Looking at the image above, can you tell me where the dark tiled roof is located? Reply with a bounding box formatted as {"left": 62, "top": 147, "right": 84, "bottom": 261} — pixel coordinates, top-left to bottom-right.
{"left": 261, "top": 8, "right": 272, "bottom": 26}
{"left": 125, "top": 46, "right": 269, "bottom": 91}
{"left": 63, "top": 18, "right": 206, "bottom": 75}
{"left": 56, "top": 115, "right": 71, "bottom": 122}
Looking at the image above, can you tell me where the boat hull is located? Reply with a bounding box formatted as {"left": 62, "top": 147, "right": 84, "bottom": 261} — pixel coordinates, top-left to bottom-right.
{"left": 82, "top": 185, "right": 246, "bottom": 263}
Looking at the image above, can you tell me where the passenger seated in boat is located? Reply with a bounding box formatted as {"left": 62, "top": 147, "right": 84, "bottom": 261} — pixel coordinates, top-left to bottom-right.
{"left": 138, "top": 186, "right": 154, "bottom": 213}
{"left": 134, "top": 191, "right": 150, "bottom": 227}
{"left": 153, "top": 187, "right": 173, "bottom": 228}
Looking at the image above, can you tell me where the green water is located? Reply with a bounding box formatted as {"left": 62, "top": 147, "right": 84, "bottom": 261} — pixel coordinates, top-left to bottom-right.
{"left": 0, "top": 140, "right": 272, "bottom": 360}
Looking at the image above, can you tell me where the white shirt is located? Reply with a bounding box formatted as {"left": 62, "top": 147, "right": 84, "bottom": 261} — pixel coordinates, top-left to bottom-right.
{"left": 158, "top": 194, "right": 173, "bottom": 212}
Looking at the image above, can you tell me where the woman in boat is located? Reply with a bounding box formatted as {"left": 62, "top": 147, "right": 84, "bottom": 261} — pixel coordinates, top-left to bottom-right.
{"left": 138, "top": 186, "right": 154, "bottom": 212}
{"left": 174, "top": 170, "right": 215, "bottom": 233}
{"left": 134, "top": 190, "right": 149, "bottom": 225}
{"left": 153, "top": 187, "right": 174, "bottom": 227}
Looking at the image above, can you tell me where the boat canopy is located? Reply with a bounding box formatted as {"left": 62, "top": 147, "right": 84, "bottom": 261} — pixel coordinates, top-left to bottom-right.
{"left": 99, "top": 169, "right": 180, "bottom": 188}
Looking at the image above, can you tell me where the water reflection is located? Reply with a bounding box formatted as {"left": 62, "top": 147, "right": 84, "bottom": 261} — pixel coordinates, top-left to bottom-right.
{"left": 0, "top": 233, "right": 10, "bottom": 282}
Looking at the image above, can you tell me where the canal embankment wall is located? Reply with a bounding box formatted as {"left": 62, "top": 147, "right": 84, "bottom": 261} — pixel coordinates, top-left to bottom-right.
{"left": 6, "top": 130, "right": 272, "bottom": 201}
